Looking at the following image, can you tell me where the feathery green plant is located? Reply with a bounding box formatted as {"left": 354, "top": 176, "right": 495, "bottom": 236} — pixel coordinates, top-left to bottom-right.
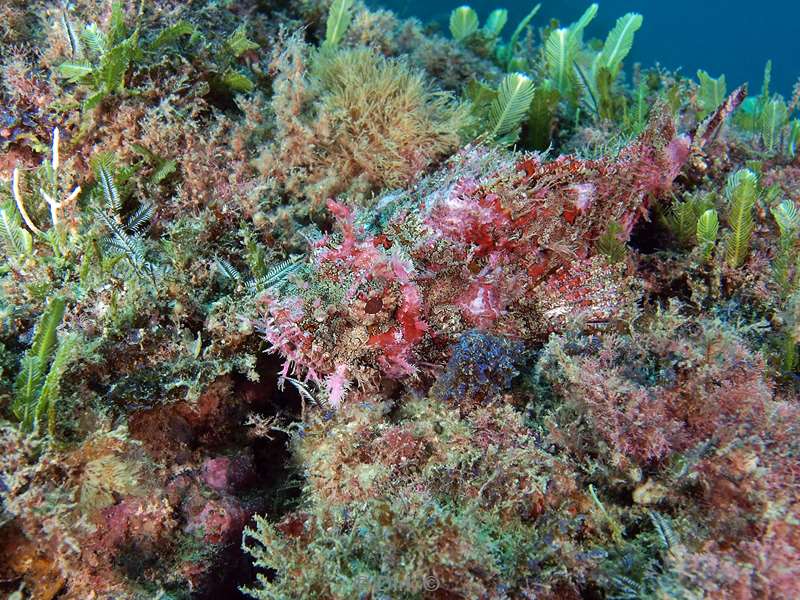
{"left": 789, "top": 119, "right": 800, "bottom": 158}
{"left": 724, "top": 169, "right": 758, "bottom": 268}
{"left": 597, "top": 221, "right": 628, "bottom": 264}
{"left": 696, "top": 208, "right": 719, "bottom": 262}
{"left": 648, "top": 511, "right": 680, "bottom": 556}
{"left": 545, "top": 27, "right": 579, "bottom": 102}
{"left": 247, "top": 258, "right": 304, "bottom": 293}
{"left": 37, "top": 334, "right": 79, "bottom": 437}
{"left": 324, "top": 0, "right": 355, "bottom": 48}
{"left": 668, "top": 201, "right": 700, "bottom": 247}
{"left": 450, "top": 6, "right": 480, "bottom": 42}
{"left": 483, "top": 9, "right": 509, "bottom": 38}
{"left": 543, "top": 4, "right": 642, "bottom": 121}
{"left": 92, "top": 157, "right": 157, "bottom": 285}
{"left": 734, "top": 60, "right": 798, "bottom": 156}
{"left": 761, "top": 59, "right": 772, "bottom": 102}
{"left": 495, "top": 3, "right": 541, "bottom": 70}
{"left": 131, "top": 144, "right": 178, "bottom": 187}
{"left": 59, "top": 2, "right": 198, "bottom": 107}
{"left": 525, "top": 81, "right": 560, "bottom": 150}
{"left": 736, "top": 98, "right": 760, "bottom": 132}
{"left": 591, "top": 12, "right": 643, "bottom": 120}
{"left": 216, "top": 255, "right": 303, "bottom": 293}
{"left": 770, "top": 193, "right": 800, "bottom": 373}
{"left": 0, "top": 199, "right": 33, "bottom": 258}
{"left": 664, "top": 193, "right": 714, "bottom": 247}
{"left": 760, "top": 99, "right": 789, "bottom": 152}
{"left": 736, "top": 62, "right": 770, "bottom": 133}
{"left": 215, "top": 225, "right": 303, "bottom": 293}
{"left": 485, "top": 73, "right": 536, "bottom": 145}
{"left": 620, "top": 80, "right": 649, "bottom": 135}
{"left": 596, "top": 12, "right": 643, "bottom": 81}
{"left": 214, "top": 25, "right": 260, "bottom": 92}
{"left": 11, "top": 297, "right": 76, "bottom": 434}
{"left": 696, "top": 71, "right": 726, "bottom": 119}
{"left": 58, "top": 1, "right": 194, "bottom": 108}
{"left": 778, "top": 325, "right": 799, "bottom": 374}
{"left": 571, "top": 3, "right": 599, "bottom": 44}
{"left": 771, "top": 199, "right": 800, "bottom": 297}
{"left": 448, "top": 3, "right": 541, "bottom": 70}
{"left": 214, "top": 257, "right": 242, "bottom": 284}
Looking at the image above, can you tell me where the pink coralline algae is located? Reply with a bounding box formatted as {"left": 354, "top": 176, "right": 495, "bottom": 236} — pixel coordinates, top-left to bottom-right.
{"left": 258, "top": 105, "right": 689, "bottom": 404}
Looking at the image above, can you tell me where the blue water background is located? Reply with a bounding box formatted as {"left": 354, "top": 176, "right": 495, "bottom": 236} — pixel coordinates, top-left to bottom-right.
{"left": 369, "top": 1, "right": 799, "bottom": 96}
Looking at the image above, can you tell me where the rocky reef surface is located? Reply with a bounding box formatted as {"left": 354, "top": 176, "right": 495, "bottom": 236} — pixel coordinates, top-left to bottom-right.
{"left": 1, "top": 1, "right": 799, "bottom": 598}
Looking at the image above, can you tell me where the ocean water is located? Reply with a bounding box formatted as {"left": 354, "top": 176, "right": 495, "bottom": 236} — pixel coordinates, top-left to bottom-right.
{"left": 370, "top": 1, "right": 800, "bottom": 96}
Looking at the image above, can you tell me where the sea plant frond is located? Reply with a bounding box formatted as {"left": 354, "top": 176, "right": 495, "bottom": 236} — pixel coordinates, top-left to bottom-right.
{"left": 545, "top": 27, "right": 578, "bottom": 98}
{"left": 0, "top": 200, "right": 33, "bottom": 257}
{"left": 215, "top": 257, "right": 242, "bottom": 282}
{"left": 483, "top": 9, "right": 508, "bottom": 38}
{"left": 648, "top": 510, "right": 680, "bottom": 554}
{"left": 246, "top": 257, "right": 303, "bottom": 293}
{"left": 325, "top": 0, "right": 355, "bottom": 48}
{"left": 37, "top": 334, "right": 79, "bottom": 436}
{"left": 125, "top": 203, "right": 154, "bottom": 234}
{"left": 96, "top": 163, "right": 122, "bottom": 215}
{"left": 724, "top": 168, "right": 758, "bottom": 268}
{"left": 696, "top": 208, "right": 719, "bottom": 260}
{"left": 697, "top": 70, "right": 727, "bottom": 118}
{"left": 760, "top": 99, "right": 789, "bottom": 152}
{"left": 598, "top": 13, "right": 643, "bottom": 79}
{"left": 12, "top": 297, "right": 66, "bottom": 429}
{"left": 225, "top": 25, "right": 260, "bottom": 57}
{"left": 450, "top": 6, "right": 480, "bottom": 42}
{"left": 486, "top": 73, "right": 536, "bottom": 145}
{"left": 772, "top": 198, "right": 800, "bottom": 237}
{"left": 569, "top": 3, "right": 599, "bottom": 45}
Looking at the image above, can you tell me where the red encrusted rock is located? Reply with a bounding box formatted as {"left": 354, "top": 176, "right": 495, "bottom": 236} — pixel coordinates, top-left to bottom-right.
{"left": 186, "top": 497, "right": 250, "bottom": 544}
{"left": 93, "top": 496, "right": 178, "bottom": 554}
{"left": 201, "top": 454, "right": 256, "bottom": 493}
{"left": 202, "top": 457, "right": 233, "bottom": 491}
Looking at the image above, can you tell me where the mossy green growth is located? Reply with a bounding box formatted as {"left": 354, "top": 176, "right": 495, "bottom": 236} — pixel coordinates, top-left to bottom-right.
{"left": 214, "top": 25, "right": 260, "bottom": 92}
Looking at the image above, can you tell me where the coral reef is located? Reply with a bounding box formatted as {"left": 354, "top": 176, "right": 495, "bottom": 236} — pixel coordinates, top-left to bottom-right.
{"left": 0, "top": 0, "right": 798, "bottom": 599}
